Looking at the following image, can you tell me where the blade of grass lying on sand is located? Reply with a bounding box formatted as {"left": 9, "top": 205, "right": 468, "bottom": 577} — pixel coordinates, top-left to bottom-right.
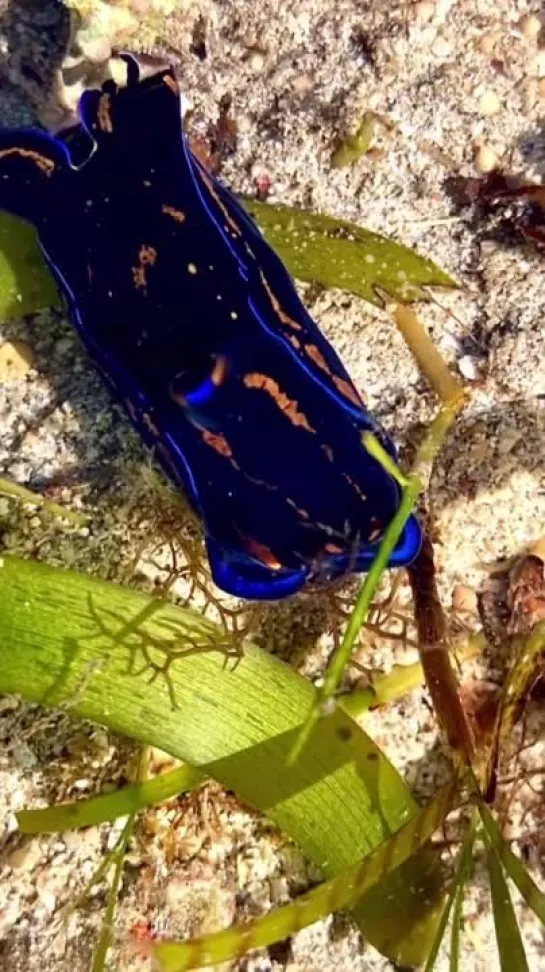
{"left": 0, "top": 554, "right": 448, "bottom": 967}
{"left": 244, "top": 199, "right": 457, "bottom": 305}
{"left": 153, "top": 780, "right": 458, "bottom": 972}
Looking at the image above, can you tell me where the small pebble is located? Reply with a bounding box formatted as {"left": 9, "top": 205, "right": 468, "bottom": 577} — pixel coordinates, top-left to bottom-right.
{"left": 458, "top": 354, "right": 479, "bottom": 380}
{"left": 519, "top": 13, "right": 542, "bottom": 40}
{"left": 474, "top": 143, "right": 498, "bottom": 173}
{"left": 478, "top": 90, "right": 501, "bottom": 116}
{"left": 431, "top": 35, "right": 452, "bottom": 58}
{"left": 249, "top": 50, "right": 265, "bottom": 73}
{"left": 477, "top": 33, "right": 496, "bottom": 57}
{"left": 452, "top": 584, "right": 478, "bottom": 614}
{"left": 420, "top": 26, "right": 437, "bottom": 47}
{"left": 435, "top": 0, "right": 453, "bottom": 19}
{"left": 291, "top": 73, "right": 313, "bottom": 95}
{"left": 253, "top": 169, "right": 271, "bottom": 199}
{"left": 413, "top": 1, "right": 435, "bottom": 23}
{"left": 236, "top": 115, "right": 252, "bottom": 136}
{"left": 0, "top": 340, "right": 35, "bottom": 380}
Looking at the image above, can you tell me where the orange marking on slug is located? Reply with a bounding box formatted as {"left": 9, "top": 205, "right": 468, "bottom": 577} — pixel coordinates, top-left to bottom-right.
{"left": 302, "top": 343, "right": 364, "bottom": 408}
{"left": 288, "top": 335, "right": 301, "bottom": 350}
{"left": 202, "top": 429, "right": 233, "bottom": 457}
{"left": 162, "top": 204, "right": 186, "bottom": 223}
{"left": 132, "top": 266, "right": 147, "bottom": 290}
{"left": 325, "top": 542, "right": 344, "bottom": 554}
{"left": 197, "top": 166, "right": 241, "bottom": 237}
{"left": 132, "top": 244, "right": 157, "bottom": 290}
{"left": 305, "top": 343, "right": 331, "bottom": 373}
{"left": 163, "top": 73, "right": 179, "bottom": 95}
{"left": 242, "top": 535, "right": 283, "bottom": 571}
{"left": 97, "top": 93, "right": 113, "bottom": 133}
{"left": 259, "top": 272, "right": 303, "bottom": 331}
{"left": 0, "top": 147, "right": 55, "bottom": 176}
{"left": 243, "top": 372, "right": 315, "bottom": 432}
{"left": 139, "top": 245, "right": 157, "bottom": 266}
{"left": 211, "top": 355, "right": 229, "bottom": 386}
{"left": 332, "top": 375, "right": 364, "bottom": 408}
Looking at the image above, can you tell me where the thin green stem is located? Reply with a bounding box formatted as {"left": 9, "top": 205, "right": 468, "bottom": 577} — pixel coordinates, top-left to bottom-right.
{"left": 289, "top": 477, "right": 421, "bottom": 762}
{"left": 361, "top": 432, "right": 411, "bottom": 487}
{"left": 91, "top": 812, "right": 136, "bottom": 972}
{"left": 91, "top": 746, "right": 149, "bottom": 972}
{"left": 321, "top": 479, "right": 421, "bottom": 701}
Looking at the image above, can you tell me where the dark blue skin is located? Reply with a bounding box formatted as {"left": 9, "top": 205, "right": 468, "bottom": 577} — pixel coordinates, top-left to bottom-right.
{"left": 0, "top": 58, "right": 421, "bottom": 599}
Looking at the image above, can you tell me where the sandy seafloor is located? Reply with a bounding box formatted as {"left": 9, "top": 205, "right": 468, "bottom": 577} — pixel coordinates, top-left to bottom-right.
{"left": 1, "top": 0, "right": 545, "bottom": 969}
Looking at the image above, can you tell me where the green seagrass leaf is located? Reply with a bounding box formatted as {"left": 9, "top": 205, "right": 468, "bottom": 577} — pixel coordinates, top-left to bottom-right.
{"left": 0, "top": 554, "right": 447, "bottom": 968}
